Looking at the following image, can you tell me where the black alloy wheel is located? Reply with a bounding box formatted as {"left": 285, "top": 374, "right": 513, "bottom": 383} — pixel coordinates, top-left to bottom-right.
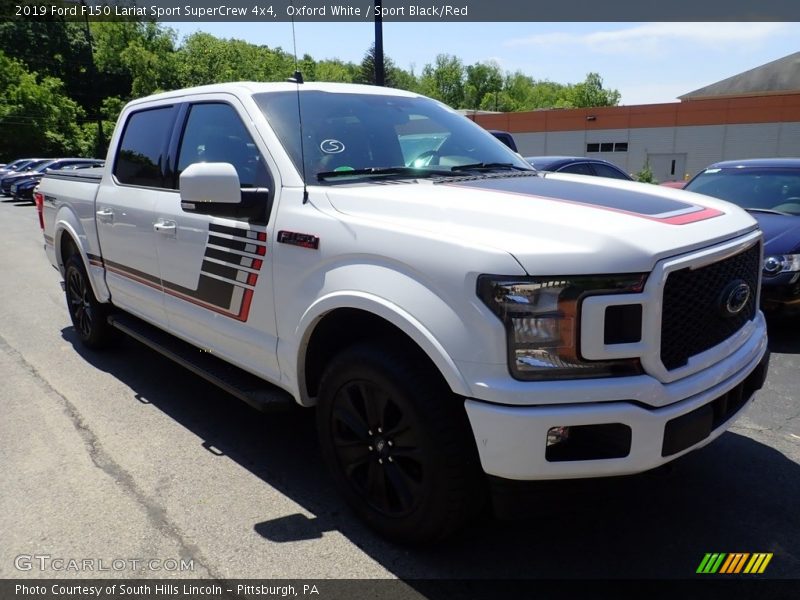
{"left": 64, "top": 253, "right": 114, "bottom": 349}
{"left": 330, "top": 379, "right": 425, "bottom": 518}
{"left": 317, "top": 342, "right": 485, "bottom": 544}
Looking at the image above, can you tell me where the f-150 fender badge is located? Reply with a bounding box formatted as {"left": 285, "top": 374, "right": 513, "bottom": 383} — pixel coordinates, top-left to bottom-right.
{"left": 277, "top": 230, "right": 320, "bottom": 250}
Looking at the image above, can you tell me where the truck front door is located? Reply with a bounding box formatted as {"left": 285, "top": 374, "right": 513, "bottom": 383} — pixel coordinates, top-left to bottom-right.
{"left": 154, "top": 100, "right": 280, "bottom": 381}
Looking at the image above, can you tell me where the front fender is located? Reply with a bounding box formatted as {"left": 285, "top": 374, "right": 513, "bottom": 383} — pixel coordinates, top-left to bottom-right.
{"left": 292, "top": 290, "right": 473, "bottom": 405}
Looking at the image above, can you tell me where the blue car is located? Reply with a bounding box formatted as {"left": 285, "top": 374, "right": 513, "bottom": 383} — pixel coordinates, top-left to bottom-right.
{"left": 525, "top": 156, "right": 633, "bottom": 181}
{"left": 684, "top": 158, "right": 800, "bottom": 315}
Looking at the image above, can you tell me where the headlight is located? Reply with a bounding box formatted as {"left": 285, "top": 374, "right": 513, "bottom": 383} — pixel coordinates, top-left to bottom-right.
{"left": 763, "top": 254, "right": 800, "bottom": 276}
{"left": 478, "top": 274, "right": 646, "bottom": 380}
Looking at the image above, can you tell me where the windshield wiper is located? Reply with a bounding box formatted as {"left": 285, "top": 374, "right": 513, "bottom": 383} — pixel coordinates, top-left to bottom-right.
{"left": 316, "top": 166, "right": 454, "bottom": 181}
{"left": 449, "top": 162, "right": 533, "bottom": 172}
{"left": 745, "top": 207, "right": 794, "bottom": 216}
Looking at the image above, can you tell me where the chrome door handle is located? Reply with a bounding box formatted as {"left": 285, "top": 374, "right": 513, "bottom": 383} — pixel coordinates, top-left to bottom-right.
{"left": 96, "top": 208, "right": 114, "bottom": 222}
{"left": 153, "top": 220, "right": 177, "bottom": 234}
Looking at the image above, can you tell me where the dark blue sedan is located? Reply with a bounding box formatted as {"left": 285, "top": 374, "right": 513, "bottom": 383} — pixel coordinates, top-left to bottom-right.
{"left": 684, "top": 159, "right": 800, "bottom": 315}
{"left": 525, "top": 156, "right": 633, "bottom": 180}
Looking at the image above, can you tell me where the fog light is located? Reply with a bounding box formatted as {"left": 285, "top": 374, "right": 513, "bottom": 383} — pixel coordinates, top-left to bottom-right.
{"left": 545, "top": 423, "right": 632, "bottom": 462}
{"left": 546, "top": 426, "right": 571, "bottom": 446}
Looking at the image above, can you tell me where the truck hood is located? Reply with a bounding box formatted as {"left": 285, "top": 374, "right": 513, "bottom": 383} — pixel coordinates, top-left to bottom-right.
{"left": 323, "top": 172, "right": 758, "bottom": 275}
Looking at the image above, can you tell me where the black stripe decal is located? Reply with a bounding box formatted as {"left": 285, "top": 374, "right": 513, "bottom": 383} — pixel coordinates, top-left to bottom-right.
{"left": 104, "top": 258, "right": 161, "bottom": 285}
{"left": 208, "top": 234, "right": 264, "bottom": 253}
{"left": 205, "top": 247, "right": 249, "bottom": 265}
{"left": 446, "top": 175, "right": 696, "bottom": 217}
{"left": 209, "top": 223, "right": 264, "bottom": 240}
{"left": 201, "top": 259, "right": 240, "bottom": 281}
{"left": 162, "top": 274, "right": 237, "bottom": 308}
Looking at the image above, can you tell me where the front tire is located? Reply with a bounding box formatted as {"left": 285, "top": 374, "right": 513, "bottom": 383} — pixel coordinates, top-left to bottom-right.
{"left": 316, "top": 343, "right": 485, "bottom": 543}
{"left": 64, "top": 254, "right": 115, "bottom": 349}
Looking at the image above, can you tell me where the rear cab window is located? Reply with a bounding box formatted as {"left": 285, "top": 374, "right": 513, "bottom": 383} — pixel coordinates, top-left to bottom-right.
{"left": 114, "top": 105, "right": 178, "bottom": 188}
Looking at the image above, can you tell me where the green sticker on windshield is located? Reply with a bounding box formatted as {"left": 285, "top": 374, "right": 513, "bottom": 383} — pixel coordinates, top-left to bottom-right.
{"left": 334, "top": 166, "right": 354, "bottom": 172}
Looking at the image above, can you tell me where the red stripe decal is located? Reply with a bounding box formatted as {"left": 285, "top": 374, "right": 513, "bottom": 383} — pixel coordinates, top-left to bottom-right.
{"left": 105, "top": 263, "right": 252, "bottom": 322}
{"left": 252, "top": 258, "right": 263, "bottom": 271}
{"left": 247, "top": 272, "right": 258, "bottom": 286}
{"left": 238, "top": 289, "right": 254, "bottom": 320}
{"left": 105, "top": 265, "right": 161, "bottom": 291}
{"left": 257, "top": 232, "right": 267, "bottom": 242}
{"left": 655, "top": 207, "right": 724, "bottom": 225}
{"left": 256, "top": 244, "right": 267, "bottom": 256}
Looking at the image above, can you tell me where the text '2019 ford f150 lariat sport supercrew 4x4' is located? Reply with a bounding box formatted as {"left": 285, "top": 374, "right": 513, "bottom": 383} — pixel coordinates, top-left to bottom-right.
{"left": 37, "top": 82, "right": 769, "bottom": 543}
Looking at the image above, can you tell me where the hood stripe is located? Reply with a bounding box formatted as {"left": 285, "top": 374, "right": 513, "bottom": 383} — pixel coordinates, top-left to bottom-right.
{"left": 443, "top": 176, "right": 723, "bottom": 225}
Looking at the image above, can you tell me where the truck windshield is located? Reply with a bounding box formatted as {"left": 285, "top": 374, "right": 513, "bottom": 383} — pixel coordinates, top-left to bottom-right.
{"left": 254, "top": 90, "right": 531, "bottom": 184}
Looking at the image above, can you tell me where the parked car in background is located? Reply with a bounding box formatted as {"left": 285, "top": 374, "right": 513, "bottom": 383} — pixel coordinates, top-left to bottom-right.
{"left": 0, "top": 158, "right": 46, "bottom": 179}
{"left": 684, "top": 158, "right": 800, "bottom": 315}
{"left": 660, "top": 180, "right": 686, "bottom": 189}
{"left": 1, "top": 158, "right": 102, "bottom": 196}
{"left": 10, "top": 159, "right": 104, "bottom": 202}
{"left": 525, "top": 156, "right": 633, "bottom": 181}
{"left": 489, "top": 130, "right": 518, "bottom": 152}
{"left": 0, "top": 159, "right": 56, "bottom": 194}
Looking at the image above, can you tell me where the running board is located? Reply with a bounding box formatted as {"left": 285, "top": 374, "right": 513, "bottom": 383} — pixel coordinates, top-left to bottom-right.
{"left": 107, "top": 313, "right": 295, "bottom": 412}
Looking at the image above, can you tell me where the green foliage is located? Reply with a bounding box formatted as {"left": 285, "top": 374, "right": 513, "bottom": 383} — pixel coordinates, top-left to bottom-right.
{"left": 314, "top": 59, "right": 356, "bottom": 83}
{"left": 569, "top": 72, "right": 621, "bottom": 108}
{"left": 465, "top": 61, "right": 503, "bottom": 109}
{"left": 419, "top": 54, "right": 465, "bottom": 107}
{"left": 636, "top": 159, "right": 657, "bottom": 184}
{"left": 0, "top": 20, "right": 624, "bottom": 158}
{"left": 0, "top": 51, "right": 88, "bottom": 160}
{"left": 354, "top": 43, "right": 416, "bottom": 90}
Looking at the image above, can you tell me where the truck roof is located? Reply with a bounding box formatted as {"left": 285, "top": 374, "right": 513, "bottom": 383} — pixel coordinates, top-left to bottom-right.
{"left": 126, "top": 81, "right": 423, "bottom": 108}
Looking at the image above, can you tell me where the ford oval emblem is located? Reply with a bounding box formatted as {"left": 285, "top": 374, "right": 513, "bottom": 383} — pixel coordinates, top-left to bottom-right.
{"left": 718, "top": 280, "right": 751, "bottom": 318}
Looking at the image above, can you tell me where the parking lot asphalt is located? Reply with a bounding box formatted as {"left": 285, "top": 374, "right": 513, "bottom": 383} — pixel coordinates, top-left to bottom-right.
{"left": 0, "top": 195, "right": 798, "bottom": 590}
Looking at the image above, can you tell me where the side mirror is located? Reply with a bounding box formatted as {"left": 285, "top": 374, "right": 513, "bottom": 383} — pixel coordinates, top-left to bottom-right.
{"left": 179, "top": 162, "right": 241, "bottom": 205}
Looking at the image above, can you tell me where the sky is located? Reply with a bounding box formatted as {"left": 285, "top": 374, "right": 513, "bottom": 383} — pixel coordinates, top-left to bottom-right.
{"left": 167, "top": 22, "right": 800, "bottom": 105}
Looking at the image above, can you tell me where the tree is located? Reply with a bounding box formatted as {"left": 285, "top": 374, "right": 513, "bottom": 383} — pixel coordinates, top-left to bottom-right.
{"left": 0, "top": 52, "right": 88, "bottom": 160}
{"left": 0, "top": 20, "right": 91, "bottom": 110}
{"left": 418, "top": 54, "right": 465, "bottom": 108}
{"left": 636, "top": 159, "right": 657, "bottom": 183}
{"left": 569, "top": 72, "right": 621, "bottom": 108}
{"left": 314, "top": 59, "right": 357, "bottom": 83}
{"left": 465, "top": 61, "right": 503, "bottom": 109}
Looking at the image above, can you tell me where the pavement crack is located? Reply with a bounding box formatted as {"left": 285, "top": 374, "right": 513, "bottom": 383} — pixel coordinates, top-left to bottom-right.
{"left": 0, "top": 334, "right": 221, "bottom": 579}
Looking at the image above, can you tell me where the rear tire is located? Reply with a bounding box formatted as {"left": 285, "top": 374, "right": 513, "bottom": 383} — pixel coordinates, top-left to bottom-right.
{"left": 64, "top": 253, "right": 115, "bottom": 349}
{"left": 316, "top": 342, "right": 485, "bottom": 544}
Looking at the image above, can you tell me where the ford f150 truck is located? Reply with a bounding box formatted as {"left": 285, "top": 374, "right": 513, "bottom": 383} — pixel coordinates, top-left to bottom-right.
{"left": 37, "top": 82, "right": 769, "bottom": 543}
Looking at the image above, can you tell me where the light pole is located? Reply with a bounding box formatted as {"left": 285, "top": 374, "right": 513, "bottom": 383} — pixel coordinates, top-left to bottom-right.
{"left": 374, "top": 1, "right": 385, "bottom": 86}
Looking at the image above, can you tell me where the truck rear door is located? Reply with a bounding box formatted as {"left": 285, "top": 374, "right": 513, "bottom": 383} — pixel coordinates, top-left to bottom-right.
{"left": 98, "top": 104, "right": 179, "bottom": 327}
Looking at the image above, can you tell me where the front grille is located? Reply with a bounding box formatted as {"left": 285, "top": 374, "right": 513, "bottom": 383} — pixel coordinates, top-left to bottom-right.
{"left": 660, "top": 243, "right": 760, "bottom": 370}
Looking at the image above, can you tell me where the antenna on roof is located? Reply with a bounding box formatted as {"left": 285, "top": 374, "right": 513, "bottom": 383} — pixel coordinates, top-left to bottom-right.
{"left": 288, "top": 1, "right": 309, "bottom": 204}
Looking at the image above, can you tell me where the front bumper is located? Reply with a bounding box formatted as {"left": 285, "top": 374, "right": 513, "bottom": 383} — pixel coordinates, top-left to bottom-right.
{"left": 465, "top": 341, "right": 769, "bottom": 481}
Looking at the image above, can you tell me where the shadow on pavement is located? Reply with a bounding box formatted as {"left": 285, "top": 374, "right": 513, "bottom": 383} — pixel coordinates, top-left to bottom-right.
{"left": 766, "top": 315, "right": 800, "bottom": 354}
{"left": 61, "top": 327, "right": 800, "bottom": 587}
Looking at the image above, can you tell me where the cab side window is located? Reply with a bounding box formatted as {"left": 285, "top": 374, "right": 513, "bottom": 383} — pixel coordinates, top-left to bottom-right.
{"left": 114, "top": 106, "right": 176, "bottom": 188}
{"left": 176, "top": 103, "right": 270, "bottom": 189}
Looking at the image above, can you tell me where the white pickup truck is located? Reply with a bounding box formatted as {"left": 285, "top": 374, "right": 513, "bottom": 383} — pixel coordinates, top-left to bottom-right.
{"left": 38, "top": 82, "right": 769, "bottom": 543}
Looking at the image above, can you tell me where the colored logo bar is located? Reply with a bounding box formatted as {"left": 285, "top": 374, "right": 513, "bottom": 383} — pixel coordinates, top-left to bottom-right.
{"left": 697, "top": 553, "right": 773, "bottom": 574}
